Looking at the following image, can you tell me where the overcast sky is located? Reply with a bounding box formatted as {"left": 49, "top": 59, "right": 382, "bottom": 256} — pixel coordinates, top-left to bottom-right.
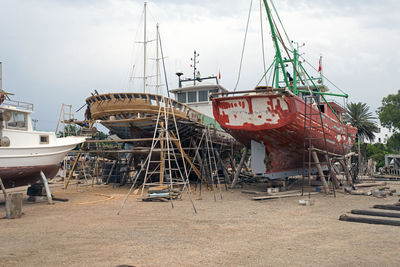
{"left": 1, "top": 0, "right": 399, "bottom": 131}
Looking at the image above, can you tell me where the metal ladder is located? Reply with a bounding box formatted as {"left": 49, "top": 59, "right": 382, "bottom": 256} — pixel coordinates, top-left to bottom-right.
{"left": 138, "top": 97, "right": 196, "bottom": 211}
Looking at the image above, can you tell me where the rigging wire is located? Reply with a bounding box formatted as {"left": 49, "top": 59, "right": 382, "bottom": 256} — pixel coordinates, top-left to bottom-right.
{"left": 270, "top": 0, "right": 294, "bottom": 51}
{"left": 127, "top": 9, "right": 145, "bottom": 90}
{"left": 300, "top": 57, "right": 347, "bottom": 95}
{"left": 268, "top": 0, "right": 348, "bottom": 97}
{"left": 259, "top": 0, "right": 267, "bottom": 85}
{"left": 233, "top": 0, "right": 253, "bottom": 92}
{"left": 158, "top": 31, "right": 170, "bottom": 98}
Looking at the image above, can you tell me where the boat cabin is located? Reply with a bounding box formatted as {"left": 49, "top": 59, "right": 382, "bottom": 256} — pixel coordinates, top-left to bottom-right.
{"left": 0, "top": 100, "right": 55, "bottom": 148}
{"left": 170, "top": 74, "right": 228, "bottom": 118}
{"left": 0, "top": 101, "right": 33, "bottom": 132}
{"left": 324, "top": 101, "right": 345, "bottom": 122}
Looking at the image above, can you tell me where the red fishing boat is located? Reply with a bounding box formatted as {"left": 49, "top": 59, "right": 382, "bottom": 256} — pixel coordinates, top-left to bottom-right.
{"left": 211, "top": 1, "right": 357, "bottom": 179}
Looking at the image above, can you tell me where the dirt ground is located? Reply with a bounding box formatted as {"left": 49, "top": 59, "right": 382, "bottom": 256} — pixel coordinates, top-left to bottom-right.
{"left": 1, "top": 180, "right": 400, "bottom": 267}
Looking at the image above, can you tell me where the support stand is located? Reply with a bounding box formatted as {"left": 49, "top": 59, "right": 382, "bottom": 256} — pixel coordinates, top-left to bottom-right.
{"left": 40, "top": 171, "right": 53, "bottom": 205}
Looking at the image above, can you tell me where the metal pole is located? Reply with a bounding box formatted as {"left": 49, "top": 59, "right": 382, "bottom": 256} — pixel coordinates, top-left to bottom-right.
{"left": 40, "top": 171, "right": 53, "bottom": 205}
{"left": 143, "top": 2, "right": 147, "bottom": 93}
{"left": 156, "top": 23, "right": 160, "bottom": 95}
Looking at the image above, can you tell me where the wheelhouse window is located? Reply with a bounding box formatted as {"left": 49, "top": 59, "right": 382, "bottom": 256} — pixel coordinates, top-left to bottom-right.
{"left": 177, "top": 92, "right": 186, "bottom": 103}
{"left": 6, "top": 111, "right": 27, "bottom": 130}
{"left": 209, "top": 89, "right": 218, "bottom": 98}
{"left": 198, "top": 90, "right": 208, "bottom": 102}
{"left": 40, "top": 135, "right": 49, "bottom": 144}
{"left": 188, "top": 91, "right": 197, "bottom": 103}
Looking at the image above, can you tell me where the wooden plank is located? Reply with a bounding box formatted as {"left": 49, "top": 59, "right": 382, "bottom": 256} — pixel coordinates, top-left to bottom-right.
{"left": 252, "top": 192, "right": 319, "bottom": 201}
{"left": 354, "top": 182, "right": 387, "bottom": 188}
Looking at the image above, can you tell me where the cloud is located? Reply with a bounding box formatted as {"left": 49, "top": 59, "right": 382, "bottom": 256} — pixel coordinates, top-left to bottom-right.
{"left": 0, "top": 0, "right": 398, "bottom": 131}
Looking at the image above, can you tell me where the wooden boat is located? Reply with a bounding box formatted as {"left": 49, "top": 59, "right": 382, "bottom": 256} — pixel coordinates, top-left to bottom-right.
{"left": 0, "top": 65, "right": 85, "bottom": 188}
{"left": 85, "top": 90, "right": 232, "bottom": 145}
{"left": 84, "top": 6, "right": 234, "bottom": 148}
{"left": 211, "top": 1, "right": 357, "bottom": 179}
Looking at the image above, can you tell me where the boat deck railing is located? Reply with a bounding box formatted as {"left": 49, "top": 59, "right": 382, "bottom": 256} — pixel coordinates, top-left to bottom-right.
{"left": 86, "top": 92, "right": 202, "bottom": 120}
{"left": 210, "top": 87, "right": 285, "bottom": 98}
{"left": 1, "top": 99, "right": 34, "bottom": 111}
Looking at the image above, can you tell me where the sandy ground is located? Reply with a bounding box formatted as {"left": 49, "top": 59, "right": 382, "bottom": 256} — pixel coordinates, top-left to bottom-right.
{"left": 1, "top": 181, "right": 400, "bottom": 267}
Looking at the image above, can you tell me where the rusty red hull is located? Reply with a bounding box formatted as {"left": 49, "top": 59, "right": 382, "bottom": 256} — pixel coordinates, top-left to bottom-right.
{"left": 0, "top": 165, "right": 59, "bottom": 189}
{"left": 212, "top": 92, "right": 357, "bottom": 178}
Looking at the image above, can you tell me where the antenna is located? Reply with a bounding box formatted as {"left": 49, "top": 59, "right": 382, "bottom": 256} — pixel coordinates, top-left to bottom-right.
{"left": 190, "top": 50, "right": 199, "bottom": 86}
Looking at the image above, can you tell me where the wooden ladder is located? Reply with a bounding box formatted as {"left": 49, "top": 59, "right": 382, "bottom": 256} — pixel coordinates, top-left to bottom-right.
{"left": 302, "top": 94, "right": 337, "bottom": 197}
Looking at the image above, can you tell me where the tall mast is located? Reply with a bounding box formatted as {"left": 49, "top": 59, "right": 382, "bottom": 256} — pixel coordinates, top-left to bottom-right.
{"left": 0, "top": 62, "right": 2, "bottom": 92}
{"left": 143, "top": 2, "right": 147, "bottom": 93}
{"left": 262, "top": 0, "right": 289, "bottom": 88}
{"left": 156, "top": 23, "right": 160, "bottom": 95}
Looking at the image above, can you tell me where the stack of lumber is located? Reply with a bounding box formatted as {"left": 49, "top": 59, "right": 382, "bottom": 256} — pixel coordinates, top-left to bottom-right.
{"left": 250, "top": 190, "right": 319, "bottom": 201}
{"left": 344, "top": 182, "right": 396, "bottom": 198}
{"left": 340, "top": 200, "right": 400, "bottom": 227}
{"left": 141, "top": 185, "right": 181, "bottom": 202}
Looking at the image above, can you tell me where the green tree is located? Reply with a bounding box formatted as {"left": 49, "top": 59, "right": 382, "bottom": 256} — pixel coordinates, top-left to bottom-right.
{"left": 366, "top": 143, "right": 390, "bottom": 170}
{"left": 387, "top": 133, "right": 400, "bottom": 152}
{"left": 377, "top": 90, "right": 400, "bottom": 130}
{"left": 344, "top": 102, "right": 378, "bottom": 142}
{"left": 57, "top": 124, "right": 82, "bottom": 137}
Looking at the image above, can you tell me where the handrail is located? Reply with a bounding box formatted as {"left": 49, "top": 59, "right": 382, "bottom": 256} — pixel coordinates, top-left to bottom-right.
{"left": 1, "top": 99, "right": 34, "bottom": 111}
{"left": 210, "top": 87, "right": 285, "bottom": 98}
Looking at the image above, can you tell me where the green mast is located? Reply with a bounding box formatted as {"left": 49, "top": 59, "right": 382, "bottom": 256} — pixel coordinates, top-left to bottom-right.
{"left": 262, "top": 0, "right": 290, "bottom": 89}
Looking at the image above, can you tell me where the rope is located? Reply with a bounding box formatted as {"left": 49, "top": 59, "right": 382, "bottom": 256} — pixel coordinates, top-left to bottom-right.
{"left": 233, "top": 0, "right": 253, "bottom": 92}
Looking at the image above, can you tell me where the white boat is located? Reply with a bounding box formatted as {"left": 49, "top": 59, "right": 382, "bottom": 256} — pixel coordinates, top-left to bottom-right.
{"left": 0, "top": 63, "right": 86, "bottom": 188}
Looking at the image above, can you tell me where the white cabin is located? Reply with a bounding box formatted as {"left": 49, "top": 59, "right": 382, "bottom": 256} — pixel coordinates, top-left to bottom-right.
{"left": 170, "top": 84, "right": 228, "bottom": 118}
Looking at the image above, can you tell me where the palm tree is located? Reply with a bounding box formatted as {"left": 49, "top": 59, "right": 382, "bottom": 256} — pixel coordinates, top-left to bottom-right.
{"left": 344, "top": 102, "right": 378, "bottom": 142}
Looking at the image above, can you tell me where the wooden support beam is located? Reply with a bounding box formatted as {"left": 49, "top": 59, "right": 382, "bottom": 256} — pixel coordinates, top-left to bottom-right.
{"left": 231, "top": 147, "right": 248, "bottom": 188}
{"left": 339, "top": 159, "right": 353, "bottom": 186}
{"left": 105, "top": 159, "right": 117, "bottom": 184}
{"left": 169, "top": 131, "right": 207, "bottom": 185}
{"left": 40, "top": 171, "right": 53, "bottom": 205}
{"left": 83, "top": 137, "right": 179, "bottom": 143}
{"left": 159, "top": 122, "right": 165, "bottom": 184}
{"left": 311, "top": 151, "right": 330, "bottom": 194}
{"left": 215, "top": 149, "right": 231, "bottom": 188}
{"left": 308, "top": 147, "right": 343, "bottom": 158}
